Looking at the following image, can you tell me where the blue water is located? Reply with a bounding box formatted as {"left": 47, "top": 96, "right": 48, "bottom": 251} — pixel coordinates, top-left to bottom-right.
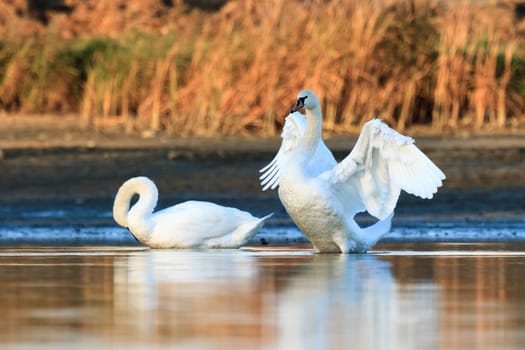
{"left": 1, "top": 222, "right": 525, "bottom": 246}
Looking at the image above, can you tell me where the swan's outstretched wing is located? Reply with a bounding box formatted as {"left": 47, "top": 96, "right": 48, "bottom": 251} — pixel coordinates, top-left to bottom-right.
{"left": 321, "top": 119, "right": 445, "bottom": 220}
{"left": 259, "top": 112, "right": 336, "bottom": 191}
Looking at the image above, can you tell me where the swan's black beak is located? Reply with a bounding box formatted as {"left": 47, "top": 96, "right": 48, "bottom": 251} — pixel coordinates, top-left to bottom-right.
{"left": 290, "top": 96, "right": 307, "bottom": 114}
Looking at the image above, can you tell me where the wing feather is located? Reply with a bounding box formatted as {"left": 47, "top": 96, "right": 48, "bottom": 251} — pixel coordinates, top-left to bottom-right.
{"left": 260, "top": 161, "right": 280, "bottom": 185}
{"left": 321, "top": 119, "right": 445, "bottom": 219}
{"left": 260, "top": 156, "right": 278, "bottom": 173}
{"left": 267, "top": 175, "right": 280, "bottom": 191}
{"left": 259, "top": 112, "right": 336, "bottom": 191}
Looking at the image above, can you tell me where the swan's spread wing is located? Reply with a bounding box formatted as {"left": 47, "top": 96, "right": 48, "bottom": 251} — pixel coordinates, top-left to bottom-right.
{"left": 259, "top": 112, "right": 305, "bottom": 191}
{"left": 260, "top": 112, "right": 336, "bottom": 191}
{"left": 321, "top": 119, "right": 445, "bottom": 220}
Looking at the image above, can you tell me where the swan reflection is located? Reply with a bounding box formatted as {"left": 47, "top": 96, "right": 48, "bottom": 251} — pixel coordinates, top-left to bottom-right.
{"left": 2, "top": 246, "right": 524, "bottom": 349}
{"left": 113, "top": 250, "right": 266, "bottom": 344}
{"left": 112, "top": 249, "right": 439, "bottom": 349}
{"left": 275, "top": 253, "right": 438, "bottom": 349}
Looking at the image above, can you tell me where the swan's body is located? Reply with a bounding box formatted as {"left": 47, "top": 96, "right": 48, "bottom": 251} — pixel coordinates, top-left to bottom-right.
{"left": 260, "top": 90, "right": 445, "bottom": 253}
{"left": 113, "top": 176, "right": 271, "bottom": 248}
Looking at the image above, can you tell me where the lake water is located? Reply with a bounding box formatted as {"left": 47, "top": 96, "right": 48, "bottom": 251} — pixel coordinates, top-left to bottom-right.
{"left": 1, "top": 243, "right": 524, "bottom": 350}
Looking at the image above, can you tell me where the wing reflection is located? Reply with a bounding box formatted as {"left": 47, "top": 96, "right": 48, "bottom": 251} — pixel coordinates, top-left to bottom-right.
{"left": 275, "top": 254, "right": 439, "bottom": 349}
{"left": 112, "top": 250, "right": 440, "bottom": 349}
{"left": 1, "top": 247, "right": 524, "bottom": 349}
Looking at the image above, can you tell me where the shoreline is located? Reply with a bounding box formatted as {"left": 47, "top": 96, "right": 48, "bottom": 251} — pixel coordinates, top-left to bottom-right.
{"left": 2, "top": 115, "right": 525, "bottom": 156}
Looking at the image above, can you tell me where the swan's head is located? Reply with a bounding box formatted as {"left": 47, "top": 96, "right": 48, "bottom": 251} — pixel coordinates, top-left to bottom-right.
{"left": 290, "top": 89, "right": 319, "bottom": 113}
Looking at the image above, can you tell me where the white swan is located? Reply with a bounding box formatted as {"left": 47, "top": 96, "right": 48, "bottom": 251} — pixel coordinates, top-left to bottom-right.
{"left": 113, "top": 176, "right": 272, "bottom": 248}
{"left": 260, "top": 89, "right": 445, "bottom": 253}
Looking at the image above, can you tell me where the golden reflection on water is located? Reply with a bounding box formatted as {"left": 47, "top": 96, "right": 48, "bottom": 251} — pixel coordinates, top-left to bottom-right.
{"left": 0, "top": 244, "right": 524, "bottom": 349}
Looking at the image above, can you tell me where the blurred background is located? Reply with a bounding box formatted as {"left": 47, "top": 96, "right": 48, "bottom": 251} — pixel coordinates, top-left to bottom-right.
{"left": 0, "top": 0, "right": 524, "bottom": 136}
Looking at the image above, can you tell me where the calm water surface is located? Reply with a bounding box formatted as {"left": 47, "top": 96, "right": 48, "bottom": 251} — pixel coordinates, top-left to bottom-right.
{"left": 1, "top": 243, "right": 525, "bottom": 350}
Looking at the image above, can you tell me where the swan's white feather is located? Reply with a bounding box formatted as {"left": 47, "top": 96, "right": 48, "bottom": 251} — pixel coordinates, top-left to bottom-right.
{"left": 113, "top": 177, "right": 272, "bottom": 249}
{"left": 150, "top": 201, "right": 252, "bottom": 246}
{"left": 259, "top": 112, "right": 336, "bottom": 191}
{"left": 322, "top": 119, "right": 446, "bottom": 220}
{"left": 260, "top": 90, "right": 445, "bottom": 253}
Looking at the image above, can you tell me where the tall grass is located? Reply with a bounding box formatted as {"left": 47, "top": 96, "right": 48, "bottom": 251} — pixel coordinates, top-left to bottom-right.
{"left": 432, "top": 2, "right": 519, "bottom": 130}
{"left": 0, "top": 0, "right": 523, "bottom": 135}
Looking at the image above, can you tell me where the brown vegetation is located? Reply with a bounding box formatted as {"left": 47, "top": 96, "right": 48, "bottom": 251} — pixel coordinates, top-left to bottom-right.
{"left": 0, "top": 0, "right": 524, "bottom": 136}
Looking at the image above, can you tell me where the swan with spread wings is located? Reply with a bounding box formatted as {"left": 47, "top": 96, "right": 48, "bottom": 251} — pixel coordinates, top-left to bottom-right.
{"left": 260, "top": 90, "right": 445, "bottom": 253}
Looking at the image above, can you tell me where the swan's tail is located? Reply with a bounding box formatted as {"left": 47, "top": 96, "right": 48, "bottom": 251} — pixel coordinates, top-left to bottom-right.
{"left": 204, "top": 213, "right": 273, "bottom": 249}
{"left": 244, "top": 213, "right": 274, "bottom": 241}
{"left": 363, "top": 212, "right": 393, "bottom": 247}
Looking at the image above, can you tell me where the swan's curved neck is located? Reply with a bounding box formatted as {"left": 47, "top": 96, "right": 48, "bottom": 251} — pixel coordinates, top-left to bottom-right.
{"left": 298, "top": 105, "right": 322, "bottom": 163}
{"left": 113, "top": 177, "right": 158, "bottom": 243}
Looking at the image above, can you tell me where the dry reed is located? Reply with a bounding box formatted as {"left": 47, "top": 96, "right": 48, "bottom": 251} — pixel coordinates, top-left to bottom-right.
{"left": 0, "top": 0, "right": 523, "bottom": 135}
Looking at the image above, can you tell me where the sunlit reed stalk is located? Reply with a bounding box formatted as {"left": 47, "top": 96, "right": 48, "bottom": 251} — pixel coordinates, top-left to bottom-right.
{"left": 0, "top": 0, "right": 523, "bottom": 135}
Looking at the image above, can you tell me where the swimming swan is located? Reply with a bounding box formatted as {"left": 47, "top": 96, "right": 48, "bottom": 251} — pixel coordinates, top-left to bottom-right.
{"left": 113, "top": 176, "right": 272, "bottom": 248}
{"left": 260, "top": 89, "right": 445, "bottom": 253}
